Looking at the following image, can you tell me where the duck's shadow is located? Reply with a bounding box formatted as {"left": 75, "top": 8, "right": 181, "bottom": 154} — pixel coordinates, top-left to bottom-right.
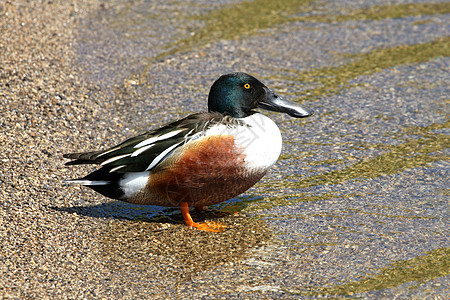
{"left": 50, "top": 196, "right": 257, "bottom": 224}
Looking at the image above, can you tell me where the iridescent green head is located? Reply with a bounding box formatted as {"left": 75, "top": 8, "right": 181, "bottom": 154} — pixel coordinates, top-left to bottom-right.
{"left": 208, "top": 72, "right": 313, "bottom": 118}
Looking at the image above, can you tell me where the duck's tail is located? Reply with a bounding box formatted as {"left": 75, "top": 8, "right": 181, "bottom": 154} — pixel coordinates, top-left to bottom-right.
{"left": 64, "top": 168, "right": 125, "bottom": 200}
{"left": 64, "top": 179, "right": 110, "bottom": 186}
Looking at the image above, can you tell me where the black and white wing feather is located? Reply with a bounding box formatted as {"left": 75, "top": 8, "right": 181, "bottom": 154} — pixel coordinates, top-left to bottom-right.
{"left": 63, "top": 112, "right": 224, "bottom": 173}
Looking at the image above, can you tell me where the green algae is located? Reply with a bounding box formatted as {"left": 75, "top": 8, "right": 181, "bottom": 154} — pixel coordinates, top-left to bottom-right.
{"left": 250, "top": 192, "right": 349, "bottom": 211}
{"left": 269, "top": 36, "right": 450, "bottom": 102}
{"left": 342, "top": 207, "right": 438, "bottom": 221}
{"left": 240, "top": 119, "right": 449, "bottom": 212}
{"left": 289, "top": 119, "right": 449, "bottom": 189}
{"left": 284, "top": 247, "right": 450, "bottom": 296}
{"left": 322, "top": 247, "right": 450, "bottom": 296}
{"left": 307, "top": 158, "right": 346, "bottom": 166}
{"left": 291, "top": 2, "right": 450, "bottom": 23}
{"left": 149, "top": 1, "right": 449, "bottom": 63}
{"left": 151, "top": 0, "right": 314, "bottom": 61}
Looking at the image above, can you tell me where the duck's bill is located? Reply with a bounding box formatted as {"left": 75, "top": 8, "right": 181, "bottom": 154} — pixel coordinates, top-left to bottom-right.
{"left": 258, "top": 87, "right": 313, "bottom": 118}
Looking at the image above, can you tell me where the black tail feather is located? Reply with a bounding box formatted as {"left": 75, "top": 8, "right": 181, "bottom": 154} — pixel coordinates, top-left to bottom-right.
{"left": 63, "top": 151, "right": 104, "bottom": 165}
{"left": 80, "top": 168, "right": 125, "bottom": 200}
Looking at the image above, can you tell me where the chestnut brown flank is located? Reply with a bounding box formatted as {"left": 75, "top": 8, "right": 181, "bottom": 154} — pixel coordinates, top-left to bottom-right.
{"left": 128, "top": 135, "right": 266, "bottom": 207}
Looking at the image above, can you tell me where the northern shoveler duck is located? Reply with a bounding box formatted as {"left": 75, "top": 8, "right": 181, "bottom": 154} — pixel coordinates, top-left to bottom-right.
{"left": 64, "top": 72, "right": 313, "bottom": 232}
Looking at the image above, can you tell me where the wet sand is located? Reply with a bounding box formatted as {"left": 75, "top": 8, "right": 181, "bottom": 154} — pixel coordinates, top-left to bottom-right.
{"left": 1, "top": 1, "right": 271, "bottom": 298}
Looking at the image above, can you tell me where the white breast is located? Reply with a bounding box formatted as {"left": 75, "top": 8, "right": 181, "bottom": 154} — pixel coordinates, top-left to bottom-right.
{"left": 205, "top": 113, "right": 282, "bottom": 172}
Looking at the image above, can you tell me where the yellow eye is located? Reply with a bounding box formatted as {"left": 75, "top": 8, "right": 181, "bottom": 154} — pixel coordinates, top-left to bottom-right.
{"left": 244, "top": 83, "right": 251, "bottom": 89}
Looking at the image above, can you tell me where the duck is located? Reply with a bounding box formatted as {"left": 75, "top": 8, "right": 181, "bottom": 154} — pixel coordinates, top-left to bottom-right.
{"left": 64, "top": 72, "right": 313, "bottom": 232}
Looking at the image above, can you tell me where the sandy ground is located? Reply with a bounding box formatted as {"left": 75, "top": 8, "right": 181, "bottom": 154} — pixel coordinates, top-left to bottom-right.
{"left": 1, "top": 1, "right": 272, "bottom": 298}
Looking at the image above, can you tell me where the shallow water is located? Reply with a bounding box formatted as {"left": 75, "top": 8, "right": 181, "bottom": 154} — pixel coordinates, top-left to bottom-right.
{"left": 76, "top": 0, "right": 449, "bottom": 298}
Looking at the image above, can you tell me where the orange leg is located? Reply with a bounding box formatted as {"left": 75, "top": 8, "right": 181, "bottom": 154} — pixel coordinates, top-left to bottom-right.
{"left": 180, "top": 202, "right": 226, "bottom": 232}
